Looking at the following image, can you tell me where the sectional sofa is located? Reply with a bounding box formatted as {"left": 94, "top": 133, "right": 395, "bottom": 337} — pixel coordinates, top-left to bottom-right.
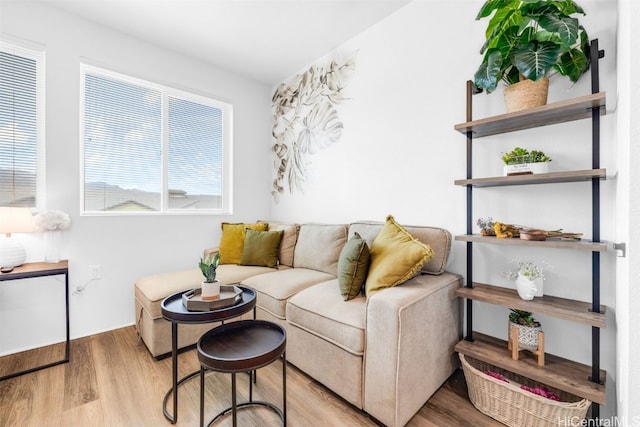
{"left": 134, "top": 217, "right": 462, "bottom": 427}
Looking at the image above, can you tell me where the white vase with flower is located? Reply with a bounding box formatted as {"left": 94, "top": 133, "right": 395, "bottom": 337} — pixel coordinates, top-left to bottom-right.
{"left": 505, "top": 260, "right": 548, "bottom": 300}
{"left": 34, "top": 210, "right": 71, "bottom": 263}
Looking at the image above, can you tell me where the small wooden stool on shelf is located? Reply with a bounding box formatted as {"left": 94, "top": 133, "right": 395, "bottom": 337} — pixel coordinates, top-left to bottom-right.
{"left": 508, "top": 324, "right": 545, "bottom": 366}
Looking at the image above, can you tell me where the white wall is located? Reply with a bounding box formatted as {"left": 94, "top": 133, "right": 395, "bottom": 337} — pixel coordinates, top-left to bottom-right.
{"left": 269, "top": 0, "right": 620, "bottom": 419}
{"left": 0, "top": 2, "right": 272, "bottom": 353}
{"left": 1, "top": 0, "right": 632, "bottom": 421}
{"left": 615, "top": 0, "right": 640, "bottom": 422}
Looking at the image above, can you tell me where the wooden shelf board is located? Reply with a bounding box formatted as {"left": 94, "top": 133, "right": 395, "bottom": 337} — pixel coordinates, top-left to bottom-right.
{"left": 454, "top": 92, "right": 606, "bottom": 138}
{"left": 456, "top": 283, "right": 606, "bottom": 328}
{"left": 456, "top": 333, "right": 606, "bottom": 404}
{"left": 455, "top": 234, "right": 607, "bottom": 252}
{"left": 455, "top": 169, "right": 606, "bottom": 187}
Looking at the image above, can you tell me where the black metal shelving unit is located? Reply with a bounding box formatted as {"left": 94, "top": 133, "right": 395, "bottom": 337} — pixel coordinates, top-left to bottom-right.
{"left": 454, "top": 39, "right": 607, "bottom": 418}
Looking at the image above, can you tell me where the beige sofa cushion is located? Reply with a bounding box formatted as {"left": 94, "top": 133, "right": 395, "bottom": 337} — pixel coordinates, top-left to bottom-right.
{"left": 241, "top": 267, "right": 334, "bottom": 319}
{"left": 349, "top": 221, "right": 452, "bottom": 275}
{"left": 287, "top": 280, "right": 366, "bottom": 355}
{"left": 135, "top": 264, "right": 277, "bottom": 320}
{"left": 293, "top": 223, "right": 348, "bottom": 275}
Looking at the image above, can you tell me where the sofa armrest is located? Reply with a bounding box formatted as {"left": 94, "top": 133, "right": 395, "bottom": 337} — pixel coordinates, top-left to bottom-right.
{"left": 363, "top": 272, "right": 462, "bottom": 427}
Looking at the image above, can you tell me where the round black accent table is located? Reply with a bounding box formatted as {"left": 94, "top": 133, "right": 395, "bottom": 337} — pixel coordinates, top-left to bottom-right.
{"left": 161, "top": 285, "right": 257, "bottom": 424}
{"left": 197, "top": 320, "right": 286, "bottom": 427}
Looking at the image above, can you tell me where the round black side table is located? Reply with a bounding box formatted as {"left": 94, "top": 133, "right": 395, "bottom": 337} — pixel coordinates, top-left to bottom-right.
{"left": 197, "top": 320, "right": 287, "bottom": 427}
{"left": 161, "top": 286, "right": 256, "bottom": 424}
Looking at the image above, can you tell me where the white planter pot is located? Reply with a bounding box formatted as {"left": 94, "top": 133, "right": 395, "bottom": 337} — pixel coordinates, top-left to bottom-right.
{"left": 503, "top": 162, "right": 549, "bottom": 176}
{"left": 510, "top": 321, "right": 542, "bottom": 350}
{"left": 532, "top": 277, "right": 543, "bottom": 297}
{"left": 201, "top": 280, "right": 220, "bottom": 301}
{"left": 515, "top": 274, "right": 543, "bottom": 299}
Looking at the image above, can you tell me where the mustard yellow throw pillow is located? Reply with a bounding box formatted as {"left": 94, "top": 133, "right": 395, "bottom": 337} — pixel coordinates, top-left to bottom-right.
{"left": 218, "top": 222, "right": 268, "bottom": 264}
{"left": 365, "top": 215, "right": 435, "bottom": 296}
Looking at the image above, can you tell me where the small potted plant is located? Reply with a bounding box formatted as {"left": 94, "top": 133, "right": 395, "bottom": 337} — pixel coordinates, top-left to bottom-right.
{"left": 509, "top": 309, "right": 542, "bottom": 349}
{"left": 474, "top": 0, "right": 591, "bottom": 112}
{"left": 199, "top": 252, "right": 221, "bottom": 301}
{"left": 501, "top": 147, "right": 551, "bottom": 176}
{"left": 505, "top": 259, "right": 547, "bottom": 299}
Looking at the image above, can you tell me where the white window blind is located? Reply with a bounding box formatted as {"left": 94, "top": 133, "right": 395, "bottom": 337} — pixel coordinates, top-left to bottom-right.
{"left": 0, "top": 42, "right": 43, "bottom": 208}
{"left": 81, "top": 65, "right": 232, "bottom": 214}
{"left": 167, "top": 97, "right": 223, "bottom": 209}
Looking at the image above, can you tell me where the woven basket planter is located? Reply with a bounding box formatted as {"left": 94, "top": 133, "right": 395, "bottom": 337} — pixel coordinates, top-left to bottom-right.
{"left": 460, "top": 354, "right": 590, "bottom": 426}
{"left": 504, "top": 77, "right": 549, "bottom": 113}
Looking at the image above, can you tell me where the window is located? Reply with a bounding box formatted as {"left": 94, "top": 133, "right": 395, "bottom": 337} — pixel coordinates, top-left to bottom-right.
{"left": 0, "top": 41, "right": 44, "bottom": 208}
{"left": 80, "top": 65, "right": 232, "bottom": 215}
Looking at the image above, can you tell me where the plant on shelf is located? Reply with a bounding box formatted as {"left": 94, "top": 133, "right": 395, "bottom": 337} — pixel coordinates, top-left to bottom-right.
{"left": 473, "top": 0, "right": 591, "bottom": 111}
{"left": 501, "top": 147, "right": 551, "bottom": 175}
{"left": 505, "top": 260, "right": 547, "bottom": 282}
{"left": 199, "top": 252, "right": 221, "bottom": 283}
{"left": 509, "top": 309, "right": 542, "bottom": 348}
{"left": 501, "top": 147, "right": 552, "bottom": 165}
{"left": 505, "top": 260, "right": 548, "bottom": 300}
{"left": 509, "top": 309, "right": 540, "bottom": 327}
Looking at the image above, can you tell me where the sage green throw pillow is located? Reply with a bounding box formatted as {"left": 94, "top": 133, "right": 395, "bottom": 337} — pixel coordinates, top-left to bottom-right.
{"left": 239, "top": 229, "right": 284, "bottom": 268}
{"left": 337, "top": 232, "right": 371, "bottom": 301}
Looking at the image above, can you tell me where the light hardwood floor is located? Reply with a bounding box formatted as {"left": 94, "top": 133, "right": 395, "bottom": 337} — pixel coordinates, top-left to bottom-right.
{"left": 0, "top": 326, "right": 502, "bottom": 427}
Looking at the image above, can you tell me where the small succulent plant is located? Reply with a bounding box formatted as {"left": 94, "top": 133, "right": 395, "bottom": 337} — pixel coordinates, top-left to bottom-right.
{"left": 509, "top": 309, "right": 541, "bottom": 327}
{"left": 199, "top": 252, "right": 220, "bottom": 283}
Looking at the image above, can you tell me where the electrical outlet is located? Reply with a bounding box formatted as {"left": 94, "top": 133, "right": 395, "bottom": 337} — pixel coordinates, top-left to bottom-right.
{"left": 89, "top": 264, "right": 101, "bottom": 279}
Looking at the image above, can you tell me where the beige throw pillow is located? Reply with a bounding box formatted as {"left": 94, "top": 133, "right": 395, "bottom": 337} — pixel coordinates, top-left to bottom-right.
{"left": 260, "top": 222, "right": 300, "bottom": 267}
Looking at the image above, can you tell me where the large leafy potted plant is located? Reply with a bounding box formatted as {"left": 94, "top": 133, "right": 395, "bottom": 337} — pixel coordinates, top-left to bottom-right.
{"left": 474, "top": 0, "right": 590, "bottom": 112}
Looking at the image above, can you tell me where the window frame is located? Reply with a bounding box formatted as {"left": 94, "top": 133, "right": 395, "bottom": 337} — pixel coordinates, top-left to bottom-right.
{"left": 0, "top": 38, "right": 46, "bottom": 210}
{"left": 79, "top": 63, "right": 233, "bottom": 216}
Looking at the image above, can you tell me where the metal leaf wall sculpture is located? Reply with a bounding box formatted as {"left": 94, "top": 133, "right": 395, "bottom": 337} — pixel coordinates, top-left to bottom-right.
{"left": 271, "top": 52, "right": 356, "bottom": 202}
